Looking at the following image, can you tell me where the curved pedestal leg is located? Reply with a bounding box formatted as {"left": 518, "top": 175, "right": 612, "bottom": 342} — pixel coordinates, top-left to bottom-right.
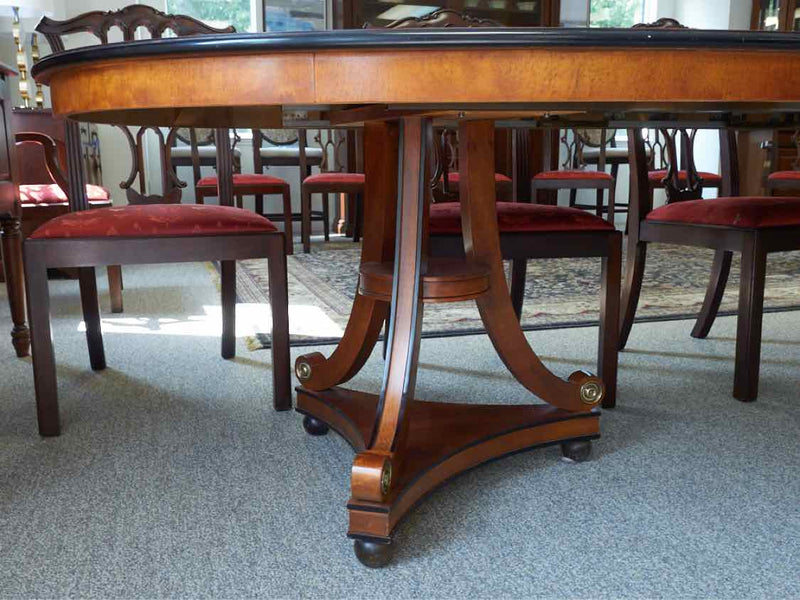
{"left": 509, "top": 259, "right": 527, "bottom": 321}
{"left": 458, "top": 121, "right": 603, "bottom": 412}
{"left": 691, "top": 249, "right": 732, "bottom": 339}
{"left": 297, "top": 119, "right": 602, "bottom": 568}
{"left": 295, "top": 122, "right": 399, "bottom": 391}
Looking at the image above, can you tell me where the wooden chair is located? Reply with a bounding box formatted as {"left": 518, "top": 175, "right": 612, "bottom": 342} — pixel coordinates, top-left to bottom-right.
{"left": 619, "top": 126, "right": 800, "bottom": 401}
{"left": 170, "top": 127, "right": 241, "bottom": 191}
{"left": 568, "top": 128, "right": 628, "bottom": 216}
{"left": 531, "top": 128, "right": 617, "bottom": 222}
{"left": 12, "top": 108, "right": 123, "bottom": 313}
{"left": 252, "top": 127, "right": 323, "bottom": 241}
{"left": 0, "top": 63, "right": 29, "bottom": 357}
{"left": 26, "top": 5, "right": 291, "bottom": 437}
{"left": 432, "top": 127, "right": 514, "bottom": 203}
{"left": 299, "top": 129, "right": 365, "bottom": 253}
{"left": 645, "top": 128, "right": 723, "bottom": 203}
{"left": 765, "top": 129, "right": 800, "bottom": 193}
{"left": 192, "top": 129, "right": 294, "bottom": 255}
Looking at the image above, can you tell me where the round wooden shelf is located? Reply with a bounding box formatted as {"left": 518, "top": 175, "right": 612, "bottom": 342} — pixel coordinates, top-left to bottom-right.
{"left": 359, "top": 258, "right": 490, "bottom": 303}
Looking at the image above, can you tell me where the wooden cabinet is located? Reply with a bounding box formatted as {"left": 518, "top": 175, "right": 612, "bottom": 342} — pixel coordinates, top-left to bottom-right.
{"left": 332, "top": 0, "right": 561, "bottom": 29}
{"left": 751, "top": 0, "right": 800, "bottom": 31}
{"left": 746, "top": 0, "right": 800, "bottom": 195}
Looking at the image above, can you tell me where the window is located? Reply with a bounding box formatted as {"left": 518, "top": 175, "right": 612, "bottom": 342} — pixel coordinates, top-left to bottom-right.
{"left": 264, "top": 0, "right": 326, "bottom": 31}
{"left": 165, "top": 0, "right": 258, "bottom": 33}
{"left": 589, "top": 0, "right": 646, "bottom": 28}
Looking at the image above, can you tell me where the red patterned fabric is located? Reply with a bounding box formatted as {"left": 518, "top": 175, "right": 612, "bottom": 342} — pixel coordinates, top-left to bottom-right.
{"left": 304, "top": 173, "right": 365, "bottom": 185}
{"left": 768, "top": 170, "right": 800, "bottom": 181}
{"left": 197, "top": 173, "right": 288, "bottom": 188}
{"left": 443, "top": 172, "right": 512, "bottom": 185}
{"left": 429, "top": 202, "right": 614, "bottom": 235}
{"left": 30, "top": 204, "right": 277, "bottom": 239}
{"left": 648, "top": 170, "right": 723, "bottom": 185}
{"left": 19, "top": 183, "right": 111, "bottom": 205}
{"left": 646, "top": 196, "right": 800, "bottom": 228}
{"left": 533, "top": 170, "right": 614, "bottom": 181}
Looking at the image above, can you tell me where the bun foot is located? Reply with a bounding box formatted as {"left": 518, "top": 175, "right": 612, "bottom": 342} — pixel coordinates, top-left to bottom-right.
{"left": 561, "top": 439, "right": 592, "bottom": 463}
{"left": 353, "top": 539, "right": 394, "bottom": 568}
{"left": 302, "top": 415, "right": 329, "bottom": 436}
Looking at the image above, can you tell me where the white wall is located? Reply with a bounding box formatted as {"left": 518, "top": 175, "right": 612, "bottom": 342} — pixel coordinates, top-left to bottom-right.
{"left": 33, "top": 0, "right": 304, "bottom": 221}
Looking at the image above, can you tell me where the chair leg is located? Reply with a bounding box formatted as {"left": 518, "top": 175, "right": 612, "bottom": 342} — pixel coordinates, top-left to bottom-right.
{"left": 78, "top": 267, "right": 106, "bottom": 371}
{"left": 595, "top": 188, "right": 604, "bottom": 218}
{"left": 353, "top": 193, "right": 363, "bottom": 243}
{"left": 322, "top": 192, "right": 330, "bottom": 242}
{"left": 255, "top": 194, "right": 264, "bottom": 215}
{"left": 282, "top": 188, "right": 293, "bottom": 256}
{"left": 220, "top": 260, "right": 236, "bottom": 360}
{"left": 607, "top": 184, "right": 616, "bottom": 225}
{"left": 267, "top": 240, "right": 291, "bottom": 411}
{"left": 599, "top": 233, "right": 622, "bottom": 409}
{"left": 346, "top": 193, "right": 356, "bottom": 239}
{"left": 619, "top": 240, "right": 648, "bottom": 350}
{"left": 301, "top": 189, "right": 312, "bottom": 254}
{"left": 24, "top": 251, "right": 59, "bottom": 436}
{"left": 107, "top": 265, "right": 124, "bottom": 314}
{"left": 568, "top": 188, "right": 577, "bottom": 208}
{"left": 733, "top": 237, "right": 767, "bottom": 402}
{"left": 236, "top": 194, "right": 244, "bottom": 209}
{"left": 691, "top": 249, "right": 733, "bottom": 339}
{"left": 1, "top": 217, "right": 30, "bottom": 357}
{"left": 509, "top": 259, "right": 527, "bottom": 321}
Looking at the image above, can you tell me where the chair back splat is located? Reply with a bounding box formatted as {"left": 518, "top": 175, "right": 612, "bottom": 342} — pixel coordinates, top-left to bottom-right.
{"left": 35, "top": 5, "right": 236, "bottom": 211}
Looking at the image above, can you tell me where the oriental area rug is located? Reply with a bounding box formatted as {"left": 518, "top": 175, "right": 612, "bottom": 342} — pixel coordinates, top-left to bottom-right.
{"left": 221, "top": 239, "right": 800, "bottom": 349}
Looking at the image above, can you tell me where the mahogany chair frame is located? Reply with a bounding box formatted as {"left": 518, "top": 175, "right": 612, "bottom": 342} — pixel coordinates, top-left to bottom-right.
{"left": 567, "top": 128, "right": 622, "bottom": 216}
{"left": 26, "top": 6, "right": 292, "bottom": 437}
{"left": 531, "top": 127, "right": 616, "bottom": 222}
{"left": 193, "top": 130, "right": 294, "bottom": 255}
{"left": 299, "top": 128, "right": 364, "bottom": 253}
{"left": 13, "top": 109, "right": 123, "bottom": 313}
{"left": 765, "top": 130, "right": 800, "bottom": 194}
{"left": 619, "top": 127, "right": 798, "bottom": 401}
{"left": 252, "top": 127, "right": 324, "bottom": 241}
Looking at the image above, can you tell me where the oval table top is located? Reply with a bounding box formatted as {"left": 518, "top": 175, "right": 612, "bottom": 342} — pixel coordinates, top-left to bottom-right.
{"left": 32, "top": 27, "right": 800, "bottom": 127}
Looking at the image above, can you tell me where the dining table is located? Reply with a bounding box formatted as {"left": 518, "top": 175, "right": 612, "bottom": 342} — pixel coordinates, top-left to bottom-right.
{"left": 32, "top": 24, "right": 800, "bottom": 568}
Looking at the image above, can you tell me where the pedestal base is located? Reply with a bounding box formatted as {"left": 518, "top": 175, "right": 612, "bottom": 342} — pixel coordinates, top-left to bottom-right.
{"left": 296, "top": 386, "right": 600, "bottom": 548}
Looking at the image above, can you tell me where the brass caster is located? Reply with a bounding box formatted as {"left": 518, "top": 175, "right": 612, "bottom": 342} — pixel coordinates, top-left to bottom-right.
{"left": 353, "top": 539, "right": 394, "bottom": 568}
{"left": 561, "top": 439, "right": 592, "bottom": 463}
{"left": 302, "top": 415, "right": 329, "bottom": 436}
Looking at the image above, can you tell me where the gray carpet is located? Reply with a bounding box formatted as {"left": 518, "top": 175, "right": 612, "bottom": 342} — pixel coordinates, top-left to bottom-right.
{"left": 1, "top": 262, "right": 798, "bottom": 599}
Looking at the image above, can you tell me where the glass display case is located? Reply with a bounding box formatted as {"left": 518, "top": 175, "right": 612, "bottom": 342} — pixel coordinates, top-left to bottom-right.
{"left": 752, "top": 0, "right": 800, "bottom": 31}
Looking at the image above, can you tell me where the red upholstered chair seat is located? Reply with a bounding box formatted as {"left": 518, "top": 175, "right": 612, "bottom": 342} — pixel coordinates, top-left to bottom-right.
{"left": 304, "top": 172, "right": 365, "bottom": 185}
{"left": 768, "top": 170, "right": 800, "bottom": 181}
{"left": 648, "top": 169, "right": 723, "bottom": 186}
{"left": 30, "top": 204, "right": 277, "bottom": 239}
{"left": 443, "top": 172, "right": 512, "bottom": 185}
{"left": 646, "top": 196, "right": 800, "bottom": 228}
{"left": 429, "top": 202, "right": 615, "bottom": 235}
{"left": 197, "top": 173, "right": 288, "bottom": 189}
{"left": 20, "top": 183, "right": 111, "bottom": 206}
{"left": 533, "top": 170, "right": 614, "bottom": 181}
{"left": 303, "top": 172, "right": 365, "bottom": 194}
